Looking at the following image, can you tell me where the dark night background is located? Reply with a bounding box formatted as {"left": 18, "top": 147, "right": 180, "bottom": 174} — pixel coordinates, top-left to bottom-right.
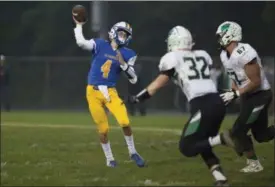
{"left": 0, "top": 1, "right": 274, "bottom": 111}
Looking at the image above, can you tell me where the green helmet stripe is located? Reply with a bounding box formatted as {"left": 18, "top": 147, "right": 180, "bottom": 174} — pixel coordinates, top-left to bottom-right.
{"left": 221, "top": 23, "right": 230, "bottom": 31}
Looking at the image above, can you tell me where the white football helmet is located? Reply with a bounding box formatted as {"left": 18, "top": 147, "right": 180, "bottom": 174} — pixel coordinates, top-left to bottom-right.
{"left": 216, "top": 21, "right": 242, "bottom": 47}
{"left": 166, "top": 26, "right": 194, "bottom": 52}
{"left": 108, "top": 21, "right": 132, "bottom": 46}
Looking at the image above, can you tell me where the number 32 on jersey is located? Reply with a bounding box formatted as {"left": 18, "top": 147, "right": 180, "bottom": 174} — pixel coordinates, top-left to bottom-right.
{"left": 184, "top": 57, "right": 210, "bottom": 80}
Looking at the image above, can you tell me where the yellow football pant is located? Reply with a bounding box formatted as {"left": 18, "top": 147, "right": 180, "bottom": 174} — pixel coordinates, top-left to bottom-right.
{"left": 86, "top": 85, "right": 130, "bottom": 134}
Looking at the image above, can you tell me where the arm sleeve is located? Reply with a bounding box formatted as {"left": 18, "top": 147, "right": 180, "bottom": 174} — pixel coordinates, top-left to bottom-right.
{"left": 74, "top": 24, "right": 95, "bottom": 51}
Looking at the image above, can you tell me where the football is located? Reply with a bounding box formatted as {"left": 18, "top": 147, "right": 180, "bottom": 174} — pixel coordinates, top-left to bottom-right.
{"left": 72, "top": 5, "right": 87, "bottom": 23}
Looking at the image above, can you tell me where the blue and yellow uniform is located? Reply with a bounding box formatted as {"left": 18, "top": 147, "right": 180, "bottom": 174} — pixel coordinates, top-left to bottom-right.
{"left": 74, "top": 21, "right": 145, "bottom": 168}
{"left": 86, "top": 38, "right": 136, "bottom": 134}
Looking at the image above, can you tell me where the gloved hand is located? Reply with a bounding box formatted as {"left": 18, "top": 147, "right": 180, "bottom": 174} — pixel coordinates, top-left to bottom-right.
{"left": 128, "top": 95, "right": 139, "bottom": 104}
{"left": 220, "top": 90, "right": 240, "bottom": 105}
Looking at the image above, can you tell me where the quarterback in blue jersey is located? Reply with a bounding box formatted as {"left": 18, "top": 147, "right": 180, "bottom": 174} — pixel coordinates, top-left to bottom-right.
{"left": 73, "top": 18, "right": 145, "bottom": 168}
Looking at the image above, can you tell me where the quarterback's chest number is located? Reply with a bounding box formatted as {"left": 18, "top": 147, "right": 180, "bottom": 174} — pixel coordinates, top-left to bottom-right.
{"left": 101, "top": 60, "right": 112, "bottom": 79}
{"left": 183, "top": 57, "right": 210, "bottom": 80}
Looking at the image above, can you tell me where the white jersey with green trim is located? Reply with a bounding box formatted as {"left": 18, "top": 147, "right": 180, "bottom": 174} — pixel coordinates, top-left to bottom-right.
{"left": 158, "top": 50, "right": 217, "bottom": 101}
{"left": 220, "top": 43, "right": 270, "bottom": 91}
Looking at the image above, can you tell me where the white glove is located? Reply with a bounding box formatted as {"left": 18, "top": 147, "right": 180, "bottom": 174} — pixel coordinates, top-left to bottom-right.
{"left": 220, "top": 90, "right": 240, "bottom": 105}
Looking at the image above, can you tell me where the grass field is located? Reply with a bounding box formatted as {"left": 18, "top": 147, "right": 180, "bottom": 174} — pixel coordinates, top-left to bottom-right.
{"left": 1, "top": 111, "right": 274, "bottom": 186}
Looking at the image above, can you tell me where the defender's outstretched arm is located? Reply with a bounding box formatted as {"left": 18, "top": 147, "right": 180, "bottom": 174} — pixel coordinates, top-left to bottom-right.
{"left": 133, "top": 73, "right": 170, "bottom": 103}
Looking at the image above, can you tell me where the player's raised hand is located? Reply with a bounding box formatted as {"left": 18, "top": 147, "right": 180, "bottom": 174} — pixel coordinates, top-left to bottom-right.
{"left": 116, "top": 50, "right": 126, "bottom": 65}
{"left": 72, "top": 5, "right": 87, "bottom": 26}
{"left": 72, "top": 16, "right": 85, "bottom": 26}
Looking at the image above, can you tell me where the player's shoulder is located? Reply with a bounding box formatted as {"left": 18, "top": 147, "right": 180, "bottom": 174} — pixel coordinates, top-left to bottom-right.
{"left": 193, "top": 49, "right": 211, "bottom": 58}
{"left": 91, "top": 38, "right": 109, "bottom": 53}
{"left": 160, "top": 51, "right": 177, "bottom": 62}
{"left": 193, "top": 49, "right": 213, "bottom": 65}
{"left": 232, "top": 42, "right": 258, "bottom": 65}
{"left": 120, "top": 47, "right": 136, "bottom": 57}
{"left": 220, "top": 50, "right": 227, "bottom": 61}
{"left": 93, "top": 38, "right": 108, "bottom": 45}
{"left": 239, "top": 43, "right": 255, "bottom": 51}
{"left": 159, "top": 51, "right": 178, "bottom": 71}
{"left": 232, "top": 42, "right": 257, "bottom": 59}
{"left": 120, "top": 47, "right": 137, "bottom": 65}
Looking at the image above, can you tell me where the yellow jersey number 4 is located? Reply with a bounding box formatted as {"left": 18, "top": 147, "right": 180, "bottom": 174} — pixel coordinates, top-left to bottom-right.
{"left": 101, "top": 60, "right": 112, "bottom": 79}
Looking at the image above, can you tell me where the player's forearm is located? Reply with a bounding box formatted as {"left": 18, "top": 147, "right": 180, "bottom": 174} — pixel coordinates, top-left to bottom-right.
{"left": 74, "top": 24, "right": 94, "bottom": 50}
{"left": 231, "top": 80, "right": 238, "bottom": 90}
{"left": 120, "top": 64, "right": 138, "bottom": 84}
{"left": 134, "top": 84, "right": 158, "bottom": 103}
{"left": 134, "top": 74, "right": 169, "bottom": 102}
{"left": 146, "top": 78, "right": 164, "bottom": 95}
{"left": 238, "top": 80, "right": 260, "bottom": 95}
{"left": 238, "top": 60, "right": 261, "bottom": 95}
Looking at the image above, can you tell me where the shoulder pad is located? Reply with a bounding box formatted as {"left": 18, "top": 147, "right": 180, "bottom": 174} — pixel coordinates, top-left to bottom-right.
{"left": 233, "top": 43, "right": 258, "bottom": 65}
{"left": 158, "top": 52, "right": 177, "bottom": 72}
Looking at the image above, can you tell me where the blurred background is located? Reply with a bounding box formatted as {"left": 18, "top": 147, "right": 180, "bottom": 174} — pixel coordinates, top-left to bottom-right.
{"left": 0, "top": 1, "right": 274, "bottom": 114}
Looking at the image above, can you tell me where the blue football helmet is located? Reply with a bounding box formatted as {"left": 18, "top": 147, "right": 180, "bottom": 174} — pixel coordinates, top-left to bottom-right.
{"left": 108, "top": 21, "right": 132, "bottom": 46}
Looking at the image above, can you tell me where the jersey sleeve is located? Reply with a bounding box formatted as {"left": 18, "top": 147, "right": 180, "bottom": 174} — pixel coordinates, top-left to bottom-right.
{"left": 123, "top": 49, "right": 137, "bottom": 66}
{"left": 118, "top": 48, "right": 138, "bottom": 84}
{"left": 158, "top": 52, "right": 177, "bottom": 72}
{"left": 91, "top": 38, "right": 106, "bottom": 55}
{"left": 237, "top": 44, "right": 258, "bottom": 66}
{"left": 203, "top": 51, "right": 213, "bottom": 66}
